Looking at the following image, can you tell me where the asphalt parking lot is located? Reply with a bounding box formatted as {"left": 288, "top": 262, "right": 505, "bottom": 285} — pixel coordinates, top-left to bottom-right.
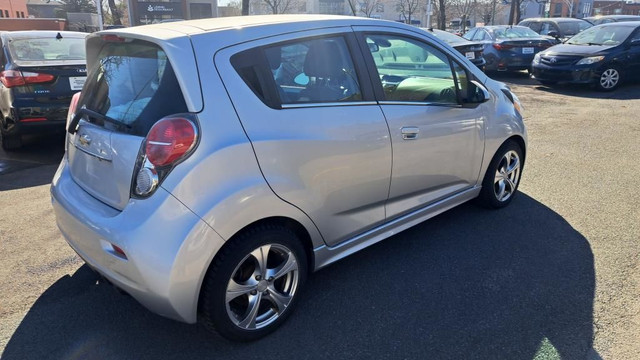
{"left": 1, "top": 73, "right": 639, "bottom": 360}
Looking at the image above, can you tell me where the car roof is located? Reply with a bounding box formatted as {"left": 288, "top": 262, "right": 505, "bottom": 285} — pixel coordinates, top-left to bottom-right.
{"left": 475, "top": 25, "right": 530, "bottom": 30}
{"left": 100, "top": 15, "right": 421, "bottom": 41}
{"left": 586, "top": 15, "right": 640, "bottom": 20}
{"left": 1, "top": 30, "right": 88, "bottom": 41}
{"left": 521, "top": 17, "right": 589, "bottom": 23}
{"left": 593, "top": 21, "right": 640, "bottom": 27}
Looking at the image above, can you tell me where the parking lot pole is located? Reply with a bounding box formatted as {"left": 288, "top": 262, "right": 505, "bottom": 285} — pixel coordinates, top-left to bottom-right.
{"left": 95, "top": 0, "right": 104, "bottom": 30}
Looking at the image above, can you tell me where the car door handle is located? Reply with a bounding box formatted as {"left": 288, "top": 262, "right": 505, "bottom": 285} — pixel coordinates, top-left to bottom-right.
{"left": 401, "top": 127, "right": 419, "bottom": 140}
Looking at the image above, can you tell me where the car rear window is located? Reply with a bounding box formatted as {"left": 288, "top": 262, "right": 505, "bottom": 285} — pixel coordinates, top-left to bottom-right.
{"left": 8, "top": 37, "right": 86, "bottom": 61}
{"left": 79, "top": 39, "right": 187, "bottom": 136}
{"left": 494, "top": 27, "right": 540, "bottom": 39}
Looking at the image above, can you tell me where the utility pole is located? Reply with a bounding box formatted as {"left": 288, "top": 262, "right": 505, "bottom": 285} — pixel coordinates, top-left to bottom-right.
{"left": 94, "top": 0, "right": 104, "bottom": 30}
{"left": 426, "top": 0, "right": 433, "bottom": 28}
{"left": 491, "top": 0, "right": 497, "bottom": 25}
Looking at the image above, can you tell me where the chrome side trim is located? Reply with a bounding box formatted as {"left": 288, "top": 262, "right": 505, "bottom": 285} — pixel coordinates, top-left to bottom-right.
{"left": 312, "top": 186, "right": 481, "bottom": 270}
{"left": 281, "top": 101, "right": 378, "bottom": 109}
{"left": 379, "top": 101, "right": 462, "bottom": 108}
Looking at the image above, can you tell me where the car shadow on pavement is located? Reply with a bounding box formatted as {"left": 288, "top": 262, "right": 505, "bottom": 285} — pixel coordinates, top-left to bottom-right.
{"left": 2, "top": 193, "right": 595, "bottom": 360}
{"left": 0, "top": 134, "right": 64, "bottom": 190}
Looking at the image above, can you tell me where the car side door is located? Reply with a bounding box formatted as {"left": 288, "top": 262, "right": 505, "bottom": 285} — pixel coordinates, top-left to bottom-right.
{"left": 354, "top": 27, "right": 487, "bottom": 219}
{"left": 624, "top": 28, "right": 640, "bottom": 81}
{"left": 214, "top": 28, "right": 393, "bottom": 246}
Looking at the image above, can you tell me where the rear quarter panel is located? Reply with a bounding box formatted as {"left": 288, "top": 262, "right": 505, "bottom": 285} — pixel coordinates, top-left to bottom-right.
{"left": 158, "top": 32, "right": 325, "bottom": 250}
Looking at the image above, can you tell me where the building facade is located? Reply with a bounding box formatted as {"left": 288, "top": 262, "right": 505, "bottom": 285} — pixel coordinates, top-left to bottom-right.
{"left": 130, "top": 0, "right": 218, "bottom": 25}
{"left": 0, "top": 0, "right": 29, "bottom": 19}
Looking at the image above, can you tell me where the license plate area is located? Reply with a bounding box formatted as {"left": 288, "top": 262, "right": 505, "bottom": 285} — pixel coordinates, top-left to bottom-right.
{"left": 522, "top": 47, "right": 534, "bottom": 54}
{"left": 465, "top": 51, "right": 475, "bottom": 60}
{"left": 69, "top": 76, "right": 86, "bottom": 91}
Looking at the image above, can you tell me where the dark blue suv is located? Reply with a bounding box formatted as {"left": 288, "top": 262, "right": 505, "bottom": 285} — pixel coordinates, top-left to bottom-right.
{"left": 531, "top": 22, "right": 640, "bottom": 91}
{"left": 0, "top": 31, "right": 87, "bottom": 150}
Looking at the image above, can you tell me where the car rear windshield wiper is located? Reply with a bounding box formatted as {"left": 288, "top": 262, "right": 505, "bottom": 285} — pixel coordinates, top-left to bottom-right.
{"left": 68, "top": 107, "right": 131, "bottom": 134}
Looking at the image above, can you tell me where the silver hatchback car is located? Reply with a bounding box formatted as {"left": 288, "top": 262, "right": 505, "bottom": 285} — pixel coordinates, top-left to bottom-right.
{"left": 51, "top": 15, "right": 526, "bottom": 341}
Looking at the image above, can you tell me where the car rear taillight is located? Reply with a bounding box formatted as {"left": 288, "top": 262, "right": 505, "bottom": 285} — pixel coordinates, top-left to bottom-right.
{"left": 66, "top": 92, "right": 81, "bottom": 131}
{"left": 0, "top": 70, "right": 55, "bottom": 88}
{"left": 493, "top": 43, "right": 513, "bottom": 51}
{"left": 132, "top": 114, "right": 199, "bottom": 197}
{"left": 145, "top": 117, "right": 197, "bottom": 167}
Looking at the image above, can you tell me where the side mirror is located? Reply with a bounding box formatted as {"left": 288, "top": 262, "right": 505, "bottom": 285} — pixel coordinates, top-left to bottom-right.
{"left": 547, "top": 30, "right": 560, "bottom": 38}
{"left": 466, "top": 80, "right": 490, "bottom": 105}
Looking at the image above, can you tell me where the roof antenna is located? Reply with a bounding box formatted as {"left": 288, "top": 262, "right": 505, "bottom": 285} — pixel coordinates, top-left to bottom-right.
{"left": 56, "top": 32, "right": 63, "bottom": 40}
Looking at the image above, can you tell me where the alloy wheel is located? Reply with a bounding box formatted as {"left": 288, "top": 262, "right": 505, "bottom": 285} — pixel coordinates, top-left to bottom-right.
{"left": 600, "top": 69, "right": 619, "bottom": 90}
{"left": 225, "top": 244, "right": 299, "bottom": 330}
{"left": 493, "top": 150, "right": 521, "bottom": 202}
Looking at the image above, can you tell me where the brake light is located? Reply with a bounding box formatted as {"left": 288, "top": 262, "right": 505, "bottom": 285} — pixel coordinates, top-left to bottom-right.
{"left": 101, "top": 34, "right": 126, "bottom": 42}
{"left": 145, "top": 117, "right": 197, "bottom": 167}
{"left": 133, "top": 114, "right": 198, "bottom": 197}
{"left": 66, "top": 92, "right": 81, "bottom": 129}
{"left": 0, "top": 70, "right": 54, "bottom": 88}
{"left": 493, "top": 43, "right": 513, "bottom": 51}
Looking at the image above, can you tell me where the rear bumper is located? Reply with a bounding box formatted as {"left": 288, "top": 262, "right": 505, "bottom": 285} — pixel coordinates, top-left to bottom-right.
{"left": 530, "top": 63, "right": 598, "bottom": 84}
{"left": 3, "top": 105, "right": 68, "bottom": 136}
{"left": 488, "top": 54, "right": 535, "bottom": 71}
{"left": 50, "top": 158, "right": 225, "bottom": 323}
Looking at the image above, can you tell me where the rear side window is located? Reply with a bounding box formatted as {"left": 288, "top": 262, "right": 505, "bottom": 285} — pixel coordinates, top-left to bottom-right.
{"left": 79, "top": 39, "right": 187, "bottom": 136}
{"left": 8, "top": 36, "right": 86, "bottom": 61}
{"left": 263, "top": 37, "right": 362, "bottom": 104}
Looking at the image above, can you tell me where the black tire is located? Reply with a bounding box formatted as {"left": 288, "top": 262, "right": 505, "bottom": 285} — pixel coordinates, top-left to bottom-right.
{"left": 199, "top": 224, "right": 308, "bottom": 341}
{"left": 1, "top": 133, "right": 22, "bottom": 151}
{"left": 596, "top": 66, "right": 622, "bottom": 92}
{"left": 476, "top": 140, "right": 524, "bottom": 209}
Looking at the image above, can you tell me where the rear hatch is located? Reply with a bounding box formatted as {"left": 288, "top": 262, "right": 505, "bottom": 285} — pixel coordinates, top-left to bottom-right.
{"left": 67, "top": 35, "right": 188, "bottom": 210}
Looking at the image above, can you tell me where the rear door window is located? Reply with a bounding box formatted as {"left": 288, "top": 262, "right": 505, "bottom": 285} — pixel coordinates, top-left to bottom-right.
{"left": 78, "top": 39, "right": 187, "bottom": 136}
{"left": 263, "top": 36, "right": 362, "bottom": 104}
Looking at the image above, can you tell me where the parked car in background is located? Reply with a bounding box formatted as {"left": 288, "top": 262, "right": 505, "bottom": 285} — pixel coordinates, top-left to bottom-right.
{"left": 584, "top": 15, "right": 640, "bottom": 25}
{"left": 531, "top": 22, "right": 640, "bottom": 91}
{"left": 0, "top": 31, "right": 87, "bottom": 150}
{"left": 519, "top": 18, "right": 593, "bottom": 42}
{"left": 52, "top": 15, "right": 527, "bottom": 342}
{"left": 463, "top": 25, "right": 554, "bottom": 72}
{"left": 423, "top": 28, "right": 486, "bottom": 70}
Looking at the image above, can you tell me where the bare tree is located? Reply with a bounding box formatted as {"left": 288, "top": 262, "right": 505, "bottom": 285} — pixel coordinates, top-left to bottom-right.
{"left": 396, "top": 0, "right": 420, "bottom": 24}
{"left": 257, "top": 0, "right": 300, "bottom": 14}
{"left": 346, "top": 0, "right": 382, "bottom": 17}
{"left": 438, "top": 0, "right": 448, "bottom": 30}
{"left": 360, "top": 0, "right": 382, "bottom": 17}
{"left": 450, "top": 0, "right": 476, "bottom": 32}
{"left": 346, "top": 0, "right": 358, "bottom": 15}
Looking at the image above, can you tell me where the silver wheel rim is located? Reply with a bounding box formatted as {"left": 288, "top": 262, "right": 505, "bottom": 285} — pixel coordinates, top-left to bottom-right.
{"left": 600, "top": 69, "right": 619, "bottom": 89}
{"left": 225, "top": 244, "right": 299, "bottom": 330}
{"left": 494, "top": 150, "right": 521, "bottom": 202}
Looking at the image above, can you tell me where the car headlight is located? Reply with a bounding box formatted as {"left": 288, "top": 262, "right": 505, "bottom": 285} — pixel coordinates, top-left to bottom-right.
{"left": 533, "top": 53, "right": 541, "bottom": 64}
{"left": 576, "top": 56, "right": 604, "bottom": 65}
{"left": 501, "top": 88, "right": 523, "bottom": 115}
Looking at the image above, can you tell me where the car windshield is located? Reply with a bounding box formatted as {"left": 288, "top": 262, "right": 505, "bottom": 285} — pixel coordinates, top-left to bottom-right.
{"left": 566, "top": 25, "right": 634, "bottom": 45}
{"left": 8, "top": 37, "right": 86, "bottom": 61}
{"left": 557, "top": 21, "right": 592, "bottom": 36}
{"left": 493, "top": 27, "right": 540, "bottom": 39}
{"left": 431, "top": 29, "right": 467, "bottom": 44}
